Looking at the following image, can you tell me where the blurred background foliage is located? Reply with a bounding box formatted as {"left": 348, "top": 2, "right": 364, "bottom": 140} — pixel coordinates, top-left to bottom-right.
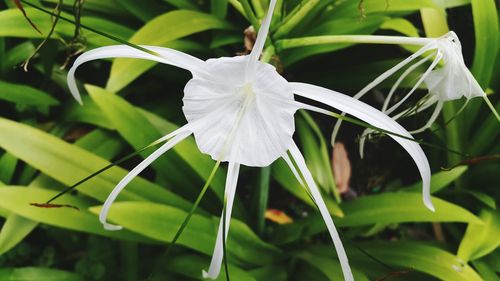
{"left": 0, "top": 0, "right": 498, "bottom": 280}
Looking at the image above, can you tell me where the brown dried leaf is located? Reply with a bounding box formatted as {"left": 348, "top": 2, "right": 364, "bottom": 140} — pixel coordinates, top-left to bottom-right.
{"left": 332, "top": 142, "right": 351, "bottom": 194}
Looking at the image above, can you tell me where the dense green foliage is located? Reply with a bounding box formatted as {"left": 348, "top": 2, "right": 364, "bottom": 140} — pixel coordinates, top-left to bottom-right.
{"left": 0, "top": 0, "right": 498, "bottom": 280}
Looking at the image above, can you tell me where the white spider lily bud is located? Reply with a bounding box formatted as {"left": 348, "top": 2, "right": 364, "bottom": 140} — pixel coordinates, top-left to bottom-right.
{"left": 424, "top": 32, "right": 485, "bottom": 101}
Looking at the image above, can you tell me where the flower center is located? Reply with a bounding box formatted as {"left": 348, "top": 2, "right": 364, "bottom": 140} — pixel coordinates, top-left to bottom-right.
{"left": 182, "top": 55, "right": 297, "bottom": 167}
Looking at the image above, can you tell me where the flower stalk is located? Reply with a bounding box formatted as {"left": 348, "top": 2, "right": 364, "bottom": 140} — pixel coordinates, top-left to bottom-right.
{"left": 275, "top": 35, "right": 433, "bottom": 50}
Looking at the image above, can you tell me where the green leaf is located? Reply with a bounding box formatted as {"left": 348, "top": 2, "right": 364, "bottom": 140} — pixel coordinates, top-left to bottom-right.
{"left": 458, "top": 208, "right": 500, "bottom": 261}
{"left": 272, "top": 192, "right": 481, "bottom": 244}
{"left": 63, "top": 96, "right": 115, "bottom": 129}
{"left": 330, "top": 0, "right": 438, "bottom": 18}
{"left": 272, "top": 158, "right": 343, "bottom": 217}
{"left": 86, "top": 85, "right": 226, "bottom": 202}
{"left": 161, "top": 0, "right": 199, "bottom": 10}
{"left": 248, "top": 265, "right": 288, "bottom": 281}
{"left": 0, "top": 153, "right": 18, "bottom": 184}
{"left": 380, "top": 18, "right": 420, "bottom": 37}
{"left": 0, "top": 267, "right": 84, "bottom": 281}
{"left": 294, "top": 251, "right": 369, "bottom": 281}
{"left": 337, "top": 192, "right": 482, "bottom": 226}
{"left": 0, "top": 214, "right": 37, "bottom": 256}
{"left": 349, "top": 241, "right": 483, "bottom": 281}
{"left": 165, "top": 254, "right": 256, "bottom": 281}
{"left": 89, "top": 202, "right": 282, "bottom": 266}
{"left": 0, "top": 117, "right": 192, "bottom": 210}
{"left": 0, "top": 80, "right": 59, "bottom": 108}
{"left": 42, "top": 0, "right": 129, "bottom": 15}
{"left": 465, "top": 190, "right": 496, "bottom": 209}
{"left": 0, "top": 128, "right": 127, "bottom": 256}
{"left": 118, "top": 0, "right": 162, "bottom": 22}
{"left": 471, "top": 0, "right": 499, "bottom": 87}
{"left": 0, "top": 187, "right": 150, "bottom": 242}
{"left": 298, "top": 111, "right": 339, "bottom": 199}
{"left": 277, "top": 17, "right": 385, "bottom": 65}
{"left": 106, "top": 10, "right": 232, "bottom": 92}
{"left": 404, "top": 166, "right": 468, "bottom": 194}
{"left": 2, "top": 42, "right": 35, "bottom": 71}
{"left": 472, "top": 259, "right": 500, "bottom": 281}
{"left": 0, "top": 9, "right": 133, "bottom": 47}
{"left": 211, "top": 0, "right": 229, "bottom": 18}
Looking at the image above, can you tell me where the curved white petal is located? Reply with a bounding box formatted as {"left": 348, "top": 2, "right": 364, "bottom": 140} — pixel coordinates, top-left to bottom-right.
{"left": 246, "top": 0, "right": 277, "bottom": 81}
{"left": 409, "top": 101, "right": 443, "bottom": 134}
{"left": 282, "top": 153, "right": 304, "bottom": 186}
{"left": 384, "top": 51, "right": 443, "bottom": 116}
{"left": 382, "top": 53, "right": 434, "bottom": 113}
{"left": 291, "top": 82, "right": 434, "bottom": 211}
{"left": 99, "top": 126, "right": 192, "bottom": 230}
{"left": 203, "top": 162, "right": 240, "bottom": 279}
{"left": 331, "top": 42, "right": 438, "bottom": 145}
{"left": 391, "top": 94, "right": 439, "bottom": 121}
{"left": 287, "top": 143, "right": 354, "bottom": 281}
{"left": 358, "top": 128, "right": 370, "bottom": 159}
{"left": 67, "top": 45, "right": 206, "bottom": 104}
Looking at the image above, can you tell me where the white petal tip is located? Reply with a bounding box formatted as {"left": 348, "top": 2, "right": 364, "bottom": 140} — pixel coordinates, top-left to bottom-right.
{"left": 103, "top": 223, "right": 122, "bottom": 231}
{"left": 424, "top": 199, "right": 435, "bottom": 212}
{"left": 75, "top": 96, "right": 83, "bottom": 105}
{"left": 201, "top": 270, "right": 215, "bottom": 279}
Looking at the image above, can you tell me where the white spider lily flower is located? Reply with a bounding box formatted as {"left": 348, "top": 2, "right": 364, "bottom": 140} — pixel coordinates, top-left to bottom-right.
{"left": 67, "top": 1, "right": 433, "bottom": 280}
{"left": 332, "top": 31, "right": 487, "bottom": 159}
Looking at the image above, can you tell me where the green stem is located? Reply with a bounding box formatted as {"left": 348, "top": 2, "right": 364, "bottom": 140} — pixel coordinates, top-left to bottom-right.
{"left": 483, "top": 95, "right": 500, "bottom": 122}
{"left": 273, "top": 0, "right": 320, "bottom": 39}
{"left": 275, "top": 35, "right": 433, "bottom": 51}
{"left": 147, "top": 161, "right": 222, "bottom": 281}
{"left": 240, "top": 0, "right": 260, "bottom": 29}
{"left": 228, "top": 0, "right": 246, "bottom": 18}
{"left": 441, "top": 103, "right": 462, "bottom": 164}
{"left": 251, "top": 0, "right": 265, "bottom": 17}
{"left": 253, "top": 166, "right": 270, "bottom": 236}
{"left": 164, "top": 161, "right": 222, "bottom": 255}
{"left": 46, "top": 137, "right": 164, "bottom": 203}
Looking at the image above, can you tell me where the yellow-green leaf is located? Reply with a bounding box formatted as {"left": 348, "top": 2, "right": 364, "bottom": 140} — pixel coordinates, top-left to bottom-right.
{"left": 106, "top": 10, "right": 232, "bottom": 92}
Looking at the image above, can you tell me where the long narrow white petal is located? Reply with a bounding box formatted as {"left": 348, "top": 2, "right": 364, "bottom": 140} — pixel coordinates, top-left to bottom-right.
{"left": 331, "top": 42, "right": 438, "bottom": 145}
{"left": 409, "top": 101, "right": 443, "bottom": 134}
{"left": 391, "top": 94, "right": 439, "bottom": 121}
{"left": 292, "top": 82, "right": 434, "bottom": 211}
{"left": 246, "top": 0, "right": 277, "bottom": 81}
{"left": 281, "top": 153, "right": 305, "bottom": 186}
{"left": 67, "top": 45, "right": 206, "bottom": 104}
{"left": 382, "top": 53, "right": 434, "bottom": 113}
{"left": 288, "top": 143, "right": 354, "bottom": 281}
{"left": 385, "top": 52, "right": 443, "bottom": 115}
{"left": 358, "top": 128, "right": 371, "bottom": 159}
{"left": 203, "top": 162, "right": 241, "bottom": 279}
{"left": 99, "top": 127, "right": 192, "bottom": 230}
